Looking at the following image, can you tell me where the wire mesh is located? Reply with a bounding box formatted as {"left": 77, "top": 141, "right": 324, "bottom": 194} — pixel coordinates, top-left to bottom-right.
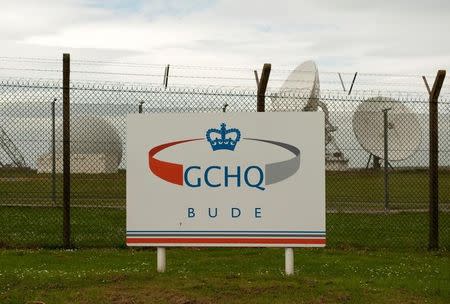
{"left": 0, "top": 78, "right": 448, "bottom": 250}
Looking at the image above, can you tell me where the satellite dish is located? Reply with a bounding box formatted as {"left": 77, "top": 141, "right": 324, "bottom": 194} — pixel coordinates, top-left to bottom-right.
{"left": 352, "top": 97, "right": 422, "bottom": 161}
{"left": 271, "top": 60, "right": 320, "bottom": 111}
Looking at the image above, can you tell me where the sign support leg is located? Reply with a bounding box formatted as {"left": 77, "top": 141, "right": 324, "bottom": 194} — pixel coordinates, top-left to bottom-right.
{"left": 285, "top": 248, "right": 294, "bottom": 275}
{"left": 157, "top": 247, "right": 166, "bottom": 273}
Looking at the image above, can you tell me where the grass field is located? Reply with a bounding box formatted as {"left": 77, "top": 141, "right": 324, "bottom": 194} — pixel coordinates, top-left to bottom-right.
{"left": 1, "top": 206, "right": 449, "bottom": 249}
{"left": 1, "top": 169, "right": 450, "bottom": 249}
{"left": 0, "top": 248, "right": 449, "bottom": 303}
{"left": 1, "top": 170, "right": 449, "bottom": 303}
{"left": 1, "top": 169, "right": 449, "bottom": 210}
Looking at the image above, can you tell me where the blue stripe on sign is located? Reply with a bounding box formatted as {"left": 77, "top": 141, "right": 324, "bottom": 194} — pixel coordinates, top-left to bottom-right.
{"left": 126, "top": 230, "right": 326, "bottom": 234}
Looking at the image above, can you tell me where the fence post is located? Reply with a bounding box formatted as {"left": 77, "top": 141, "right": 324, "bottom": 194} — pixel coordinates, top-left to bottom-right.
{"left": 338, "top": 73, "right": 346, "bottom": 92}
{"left": 163, "top": 64, "right": 170, "bottom": 90}
{"left": 257, "top": 63, "right": 271, "bottom": 112}
{"left": 62, "top": 53, "right": 71, "bottom": 249}
{"left": 428, "top": 70, "right": 446, "bottom": 250}
{"left": 422, "top": 76, "right": 431, "bottom": 95}
{"left": 52, "top": 98, "right": 56, "bottom": 206}
{"left": 254, "top": 70, "right": 259, "bottom": 87}
{"left": 347, "top": 72, "right": 357, "bottom": 95}
{"left": 382, "top": 108, "right": 391, "bottom": 210}
{"left": 256, "top": 63, "right": 295, "bottom": 273}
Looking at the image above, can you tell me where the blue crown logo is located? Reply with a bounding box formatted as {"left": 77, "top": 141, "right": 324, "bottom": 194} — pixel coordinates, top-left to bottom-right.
{"left": 206, "top": 123, "right": 241, "bottom": 151}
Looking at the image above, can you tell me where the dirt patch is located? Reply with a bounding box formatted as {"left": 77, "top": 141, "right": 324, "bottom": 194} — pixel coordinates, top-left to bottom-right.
{"left": 99, "top": 284, "right": 212, "bottom": 304}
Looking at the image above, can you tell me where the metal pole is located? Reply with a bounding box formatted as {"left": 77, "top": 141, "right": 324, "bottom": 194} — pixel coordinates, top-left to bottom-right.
{"left": 285, "top": 248, "right": 294, "bottom": 275}
{"left": 62, "top": 53, "right": 71, "bottom": 249}
{"left": 428, "top": 70, "right": 446, "bottom": 250}
{"left": 254, "top": 70, "right": 259, "bottom": 87}
{"left": 382, "top": 108, "right": 391, "bottom": 211}
{"left": 338, "top": 73, "right": 346, "bottom": 92}
{"left": 373, "top": 156, "right": 381, "bottom": 169}
{"left": 422, "top": 76, "right": 431, "bottom": 95}
{"left": 157, "top": 247, "right": 166, "bottom": 273}
{"left": 347, "top": 72, "right": 358, "bottom": 95}
{"left": 365, "top": 154, "right": 372, "bottom": 169}
{"left": 162, "top": 66, "right": 167, "bottom": 87}
{"left": 52, "top": 98, "right": 56, "bottom": 206}
{"left": 164, "top": 65, "right": 170, "bottom": 90}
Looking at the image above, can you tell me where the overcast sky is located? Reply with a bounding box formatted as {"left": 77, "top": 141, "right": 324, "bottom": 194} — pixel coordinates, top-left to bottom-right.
{"left": 1, "top": 0, "right": 449, "bottom": 76}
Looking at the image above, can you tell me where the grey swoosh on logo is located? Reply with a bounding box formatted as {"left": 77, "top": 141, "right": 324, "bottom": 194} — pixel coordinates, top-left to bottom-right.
{"left": 244, "top": 138, "right": 301, "bottom": 185}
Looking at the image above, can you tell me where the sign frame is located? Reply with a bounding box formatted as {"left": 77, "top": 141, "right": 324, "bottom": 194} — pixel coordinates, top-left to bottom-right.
{"left": 126, "top": 112, "right": 326, "bottom": 249}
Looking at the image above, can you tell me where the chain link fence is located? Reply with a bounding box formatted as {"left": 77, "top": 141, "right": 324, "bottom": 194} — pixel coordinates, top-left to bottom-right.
{"left": 0, "top": 79, "right": 449, "bottom": 250}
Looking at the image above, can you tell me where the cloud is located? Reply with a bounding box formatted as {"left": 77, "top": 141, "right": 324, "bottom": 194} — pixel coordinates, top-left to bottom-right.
{"left": 0, "top": 0, "right": 448, "bottom": 81}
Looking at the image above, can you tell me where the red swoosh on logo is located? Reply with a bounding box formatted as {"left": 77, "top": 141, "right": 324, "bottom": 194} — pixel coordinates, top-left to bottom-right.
{"left": 148, "top": 139, "right": 203, "bottom": 185}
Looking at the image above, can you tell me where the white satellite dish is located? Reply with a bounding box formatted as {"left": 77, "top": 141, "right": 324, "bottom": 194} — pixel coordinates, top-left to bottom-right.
{"left": 352, "top": 97, "right": 422, "bottom": 161}
{"left": 271, "top": 60, "right": 320, "bottom": 111}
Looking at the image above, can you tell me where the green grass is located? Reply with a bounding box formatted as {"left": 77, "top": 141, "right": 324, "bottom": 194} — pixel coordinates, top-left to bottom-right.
{"left": 0, "top": 207, "right": 124, "bottom": 248}
{"left": 1, "top": 169, "right": 449, "bottom": 249}
{"left": 1, "top": 170, "right": 449, "bottom": 209}
{"left": 326, "top": 170, "right": 450, "bottom": 210}
{"left": 1, "top": 206, "right": 449, "bottom": 250}
{"left": 0, "top": 248, "right": 449, "bottom": 303}
{"left": 1, "top": 170, "right": 449, "bottom": 302}
{"left": 0, "top": 172, "right": 125, "bottom": 207}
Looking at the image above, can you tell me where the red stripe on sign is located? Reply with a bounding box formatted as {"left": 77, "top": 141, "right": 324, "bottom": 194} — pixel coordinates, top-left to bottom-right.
{"left": 148, "top": 139, "right": 202, "bottom": 185}
{"left": 127, "top": 238, "right": 326, "bottom": 245}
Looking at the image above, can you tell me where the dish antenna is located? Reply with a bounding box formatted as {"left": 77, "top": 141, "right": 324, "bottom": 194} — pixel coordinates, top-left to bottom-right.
{"left": 271, "top": 60, "right": 319, "bottom": 111}
{"left": 271, "top": 60, "right": 349, "bottom": 170}
{"left": 318, "top": 100, "right": 349, "bottom": 170}
{"left": 352, "top": 97, "right": 422, "bottom": 163}
{"left": 0, "top": 126, "right": 27, "bottom": 168}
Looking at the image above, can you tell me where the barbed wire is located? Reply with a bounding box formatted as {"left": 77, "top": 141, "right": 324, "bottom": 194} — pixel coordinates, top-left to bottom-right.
{"left": 0, "top": 56, "right": 60, "bottom": 63}
{"left": 0, "top": 67, "right": 61, "bottom": 73}
{"left": 0, "top": 57, "right": 448, "bottom": 99}
{"left": 0, "top": 67, "right": 442, "bottom": 88}
{"left": 0, "top": 56, "right": 446, "bottom": 79}
{"left": 0, "top": 77, "right": 436, "bottom": 98}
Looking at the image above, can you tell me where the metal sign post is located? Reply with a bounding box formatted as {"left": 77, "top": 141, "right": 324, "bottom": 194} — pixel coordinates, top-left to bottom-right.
{"left": 157, "top": 247, "right": 166, "bottom": 273}
{"left": 285, "top": 248, "right": 294, "bottom": 276}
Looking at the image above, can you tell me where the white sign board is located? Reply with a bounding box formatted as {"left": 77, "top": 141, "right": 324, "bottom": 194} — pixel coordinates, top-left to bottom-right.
{"left": 127, "top": 112, "right": 325, "bottom": 247}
